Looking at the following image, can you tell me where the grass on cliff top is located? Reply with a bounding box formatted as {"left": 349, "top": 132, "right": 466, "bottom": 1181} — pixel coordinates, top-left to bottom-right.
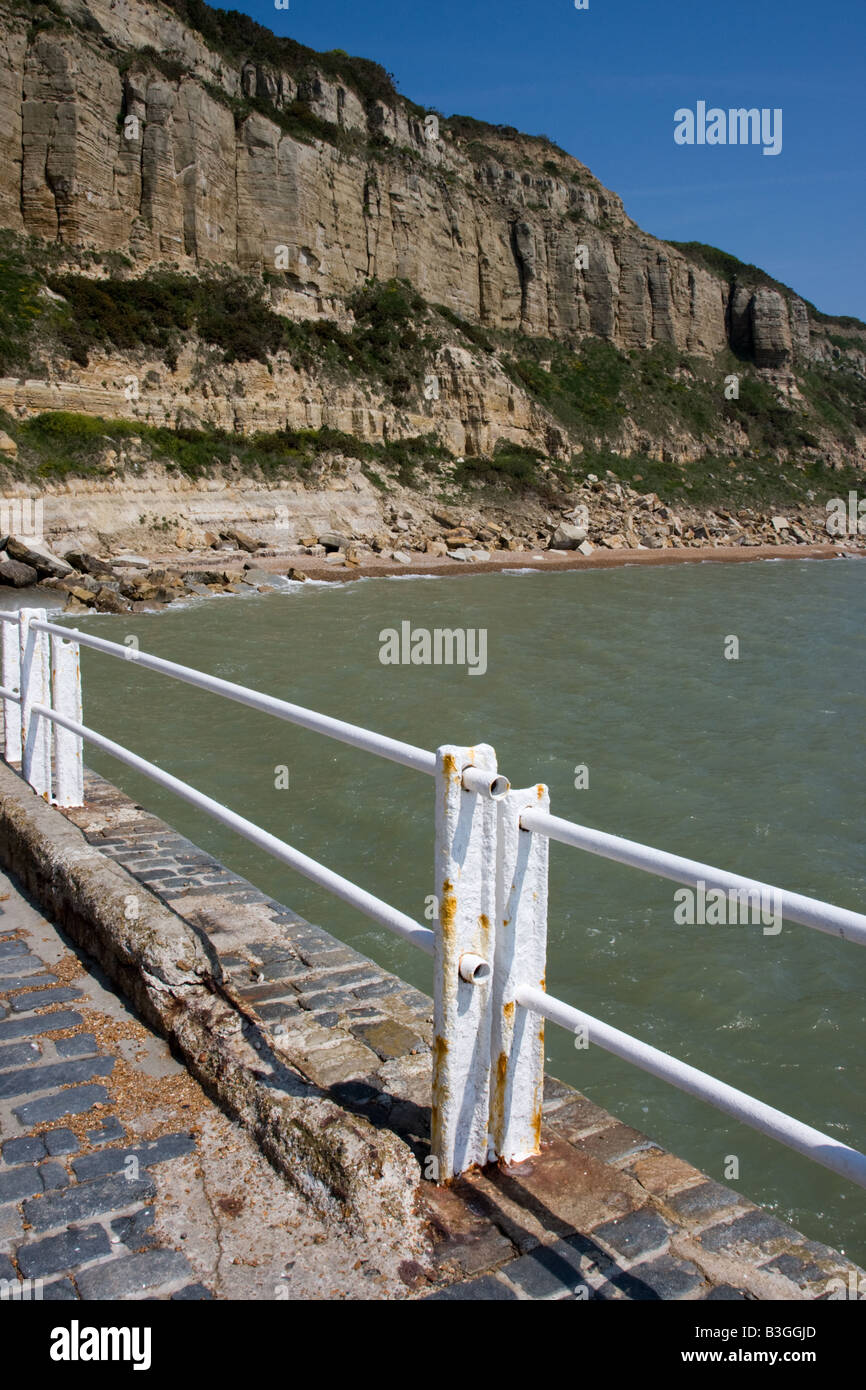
{"left": 147, "top": 0, "right": 400, "bottom": 111}
{"left": 667, "top": 241, "right": 803, "bottom": 300}
{"left": 440, "top": 114, "right": 574, "bottom": 166}
{"left": 668, "top": 241, "right": 866, "bottom": 331}
{"left": 111, "top": 0, "right": 570, "bottom": 158}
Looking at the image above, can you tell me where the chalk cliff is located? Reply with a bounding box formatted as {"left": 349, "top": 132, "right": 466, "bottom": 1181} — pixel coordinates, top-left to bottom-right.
{"left": 0, "top": 0, "right": 863, "bottom": 482}
{"left": 0, "top": 0, "right": 852, "bottom": 366}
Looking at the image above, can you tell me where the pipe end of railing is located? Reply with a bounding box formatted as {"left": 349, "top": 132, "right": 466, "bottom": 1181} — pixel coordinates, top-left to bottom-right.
{"left": 458, "top": 953, "right": 491, "bottom": 984}
{"left": 462, "top": 765, "right": 510, "bottom": 800}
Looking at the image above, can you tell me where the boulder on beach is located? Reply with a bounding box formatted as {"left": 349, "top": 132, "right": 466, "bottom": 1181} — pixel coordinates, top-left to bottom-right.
{"left": 65, "top": 585, "right": 97, "bottom": 605}
{"left": 220, "top": 527, "right": 261, "bottom": 553}
{"left": 431, "top": 506, "right": 462, "bottom": 528}
{"left": 113, "top": 554, "right": 150, "bottom": 570}
{"left": 59, "top": 574, "right": 99, "bottom": 595}
{"left": 183, "top": 569, "right": 221, "bottom": 586}
{"left": 0, "top": 558, "right": 38, "bottom": 587}
{"left": 318, "top": 532, "right": 350, "bottom": 552}
{"left": 5, "top": 536, "right": 73, "bottom": 579}
{"left": 63, "top": 549, "right": 114, "bottom": 577}
{"left": 549, "top": 522, "right": 588, "bottom": 550}
{"left": 93, "top": 586, "right": 128, "bottom": 613}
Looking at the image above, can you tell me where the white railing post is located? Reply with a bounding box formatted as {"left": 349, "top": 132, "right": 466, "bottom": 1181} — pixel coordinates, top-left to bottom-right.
{"left": 2, "top": 618, "right": 22, "bottom": 762}
{"left": 490, "top": 784, "right": 550, "bottom": 1165}
{"left": 19, "top": 608, "right": 51, "bottom": 799}
{"left": 50, "top": 631, "right": 83, "bottom": 807}
{"left": 432, "top": 744, "right": 500, "bottom": 1180}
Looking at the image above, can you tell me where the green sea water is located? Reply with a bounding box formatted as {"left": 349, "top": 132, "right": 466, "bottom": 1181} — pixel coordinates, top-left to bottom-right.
{"left": 33, "top": 556, "right": 866, "bottom": 1267}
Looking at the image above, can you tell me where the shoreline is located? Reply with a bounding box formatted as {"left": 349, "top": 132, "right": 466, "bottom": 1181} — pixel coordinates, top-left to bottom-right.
{"left": 212, "top": 540, "right": 858, "bottom": 585}
{"left": 2, "top": 541, "right": 858, "bottom": 619}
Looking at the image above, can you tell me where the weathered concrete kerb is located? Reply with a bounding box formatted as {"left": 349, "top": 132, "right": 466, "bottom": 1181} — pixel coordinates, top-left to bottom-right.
{"left": 0, "top": 758, "right": 424, "bottom": 1244}
{"left": 0, "top": 754, "right": 863, "bottom": 1300}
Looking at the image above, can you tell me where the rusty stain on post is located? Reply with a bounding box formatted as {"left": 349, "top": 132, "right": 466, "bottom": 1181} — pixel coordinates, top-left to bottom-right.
{"left": 490, "top": 1049, "right": 508, "bottom": 1145}
{"left": 440, "top": 880, "right": 457, "bottom": 936}
{"left": 430, "top": 1034, "right": 449, "bottom": 1170}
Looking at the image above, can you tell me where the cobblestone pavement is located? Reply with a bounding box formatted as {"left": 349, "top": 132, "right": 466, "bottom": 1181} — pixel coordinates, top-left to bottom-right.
{"left": 0, "top": 865, "right": 429, "bottom": 1301}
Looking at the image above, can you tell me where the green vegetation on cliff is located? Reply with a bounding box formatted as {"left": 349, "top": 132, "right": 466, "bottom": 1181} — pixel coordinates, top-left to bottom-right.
{"left": 0, "top": 258, "right": 45, "bottom": 374}
{"left": 502, "top": 334, "right": 865, "bottom": 461}
{"left": 2, "top": 407, "right": 862, "bottom": 516}
{"left": 33, "top": 266, "right": 433, "bottom": 393}
{"left": 0, "top": 227, "right": 863, "bottom": 513}
{"left": 0, "top": 409, "right": 449, "bottom": 487}
{"left": 668, "top": 242, "right": 866, "bottom": 332}
{"left": 130, "top": 0, "right": 402, "bottom": 110}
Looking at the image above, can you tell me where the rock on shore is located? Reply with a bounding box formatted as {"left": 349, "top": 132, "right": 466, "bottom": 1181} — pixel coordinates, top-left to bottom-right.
{"left": 0, "top": 473, "right": 856, "bottom": 615}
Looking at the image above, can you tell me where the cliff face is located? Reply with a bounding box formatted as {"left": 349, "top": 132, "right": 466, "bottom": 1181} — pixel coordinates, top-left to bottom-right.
{"left": 0, "top": 0, "right": 841, "bottom": 370}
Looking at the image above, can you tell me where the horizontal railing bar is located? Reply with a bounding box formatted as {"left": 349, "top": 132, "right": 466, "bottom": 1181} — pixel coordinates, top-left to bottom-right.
{"left": 31, "top": 703, "right": 435, "bottom": 957}
{"left": 0, "top": 612, "right": 17, "bottom": 622}
{"left": 517, "top": 984, "right": 866, "bottom": 1190}
{"left": 520, "top": 809, "right": 866, "bottom": 947}
{"left": 32, "top": 621, "right": 437, "bottom": 777}
{"left": 0, "top": 684, "right": 21, "bottom": 703}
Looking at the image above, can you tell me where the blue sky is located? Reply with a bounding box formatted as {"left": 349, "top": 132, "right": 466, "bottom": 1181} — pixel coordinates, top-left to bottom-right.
{"left": 235, "top": 0, "right": 865, "bottom": 320}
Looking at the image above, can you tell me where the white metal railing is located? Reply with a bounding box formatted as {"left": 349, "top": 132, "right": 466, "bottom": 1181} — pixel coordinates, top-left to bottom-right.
{"left": 38, "top": 705, "right": 436, "bottom": 957}
{"left": 519, "top": 809, "right": 866, "bottom": 946}
{"left": 30, "top": 618, "right": 437, "bottom": 777}
{"left": 2, "top": 607, "right": 865, "bottom": 1194}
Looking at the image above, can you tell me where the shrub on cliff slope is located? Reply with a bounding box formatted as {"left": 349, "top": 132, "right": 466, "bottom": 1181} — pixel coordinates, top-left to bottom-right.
{"left": 42, "top": 269, "right": 434, "bottom": 389}
{"left": 4, "top": 408, "right": 862, "bottom": 513}
{"left": 453, "top": 443, "right": 546, "bottom": 489}
{"left": 505, "top": 339, "right": 630, "bottom": 434}
{"left": 196, "top": 281, "right": 286, "bottom": 363}
{"left": 0, "top": 261, "right": 45, "bottom": 374}
{"left": 346, "top": 278, "right": 432, "bottom": 395}
{"left": 577, "top": 447, "right": 864, "bottom": 513}
{"left": 4, "top": 410, "right": 448, "bottom": 485}
{"left": 47, "top": 274, "right": 198, "bottom": 367}
{"left": 1, "top": 226, "right": 861, "bottom": 499}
